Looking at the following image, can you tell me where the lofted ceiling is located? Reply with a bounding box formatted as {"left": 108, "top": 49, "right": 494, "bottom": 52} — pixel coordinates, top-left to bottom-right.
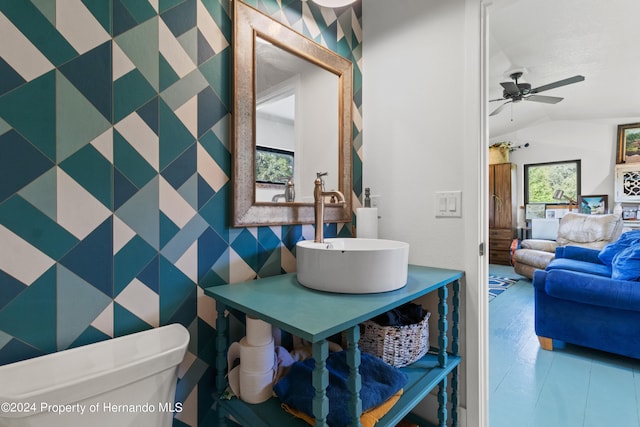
{"left": 488, "top": 0, "right": 640, "bottom": 138}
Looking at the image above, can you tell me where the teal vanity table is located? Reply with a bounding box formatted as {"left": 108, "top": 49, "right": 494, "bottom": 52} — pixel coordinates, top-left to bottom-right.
{"left": 204, "top": 264, "right": 462, "bottom": 427}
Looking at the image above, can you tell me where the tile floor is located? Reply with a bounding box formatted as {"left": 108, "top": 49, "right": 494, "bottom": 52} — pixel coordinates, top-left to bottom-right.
{"left": 489, "top": 267, "right": 640, "bottom": 427}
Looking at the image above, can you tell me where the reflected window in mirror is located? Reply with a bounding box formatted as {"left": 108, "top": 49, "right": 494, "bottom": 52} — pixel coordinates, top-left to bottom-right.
{"left": 256, "top": 146, "right": 295, "bottom": 202}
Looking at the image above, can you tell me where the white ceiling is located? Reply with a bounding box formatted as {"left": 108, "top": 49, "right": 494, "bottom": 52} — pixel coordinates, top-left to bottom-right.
{"left": 488, "top": 0, "right": 640, "bottom": 138}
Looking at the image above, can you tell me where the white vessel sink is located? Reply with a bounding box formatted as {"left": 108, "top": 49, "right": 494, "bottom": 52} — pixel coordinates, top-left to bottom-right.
{"left": 296, "top": 238, "right": 409, "bottom": 293}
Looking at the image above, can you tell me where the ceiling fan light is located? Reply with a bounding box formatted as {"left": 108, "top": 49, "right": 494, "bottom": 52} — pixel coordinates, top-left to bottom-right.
{"left": 311, "top": 0, "right": 357, "bottom": 7}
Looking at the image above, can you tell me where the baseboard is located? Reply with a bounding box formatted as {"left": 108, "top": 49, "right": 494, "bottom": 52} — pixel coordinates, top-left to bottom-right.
{"left": 459, "top": 406, "right": 468, "bottom": 427}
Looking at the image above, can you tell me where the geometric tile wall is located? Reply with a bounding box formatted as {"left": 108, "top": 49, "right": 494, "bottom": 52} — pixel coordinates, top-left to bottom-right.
{"left": 0, "top": 1, "right": 361, "bottom": 425}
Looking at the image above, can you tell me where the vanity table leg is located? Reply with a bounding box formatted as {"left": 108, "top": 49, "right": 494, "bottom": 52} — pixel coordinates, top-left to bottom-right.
{"left": 437, "top": 376, "right": 448, "bottom": 427}
{"left": 451, "top": 279, "right": 460, "bottom": 427}
{"left": 437, "top": 284, "right": 449, "bottom": 426}
{"left": 215, "top": 301, "right": 229, "bottom": 426}
{"left": 451, "top": 280, "right": 460, "bottom": 356}
{"left": 311, "top": 340, "right": 329, "bottom": 427}
{"left": 437, "top": 285, "right": 449, "bottom": 367}
{"left": 345, "top": 325, "right": 363, "bottom": 427}
{"left": 215, "top": 301, "right": 229, "bottom": 393}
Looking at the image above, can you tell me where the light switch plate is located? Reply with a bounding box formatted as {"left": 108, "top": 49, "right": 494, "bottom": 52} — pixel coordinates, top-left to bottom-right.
{"left": 435, "top": 191, "right": 462, "bottom": 217}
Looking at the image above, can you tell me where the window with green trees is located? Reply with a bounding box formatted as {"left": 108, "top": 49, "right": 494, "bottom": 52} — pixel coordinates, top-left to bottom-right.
{"left": 524, "top": 160, "right": 581, "bottom": 204}
{"left": 255, "top": 146, "right": 294, "bottom": 185}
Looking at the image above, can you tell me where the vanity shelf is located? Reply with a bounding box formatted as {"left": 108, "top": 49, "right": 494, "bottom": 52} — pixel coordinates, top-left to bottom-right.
{"left": 204, "top": 264, "right": 463, "bottom": 427}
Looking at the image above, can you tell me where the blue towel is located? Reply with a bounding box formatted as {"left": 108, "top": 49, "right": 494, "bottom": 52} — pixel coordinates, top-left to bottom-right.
{"left": 273, "top": 350, "right": 408, "bottom": 426}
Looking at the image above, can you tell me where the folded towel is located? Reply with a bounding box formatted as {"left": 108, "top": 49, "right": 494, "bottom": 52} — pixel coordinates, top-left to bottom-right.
{"left": 273, "top": 350, "right": 408, "bottom": 427}
{"left": 281, "top": 389, "right": 403, "bottom": 427}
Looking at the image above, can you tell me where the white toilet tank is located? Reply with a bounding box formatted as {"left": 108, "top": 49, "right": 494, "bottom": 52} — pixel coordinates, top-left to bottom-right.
{"left": 0, "top": 323, "right": 190, "bottom": 427}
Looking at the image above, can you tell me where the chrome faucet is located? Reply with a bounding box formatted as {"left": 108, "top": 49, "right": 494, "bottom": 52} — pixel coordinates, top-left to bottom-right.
{"left": 314, "top": 172, "right": 345, "bottom": 243}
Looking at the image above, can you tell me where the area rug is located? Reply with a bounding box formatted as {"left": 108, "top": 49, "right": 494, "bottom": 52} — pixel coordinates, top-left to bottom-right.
{"left": 489, "top": 275, "right": 518, "bottom": 302}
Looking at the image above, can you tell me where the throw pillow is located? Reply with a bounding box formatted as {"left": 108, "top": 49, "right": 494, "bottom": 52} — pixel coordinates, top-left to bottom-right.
{"left": 598, "top": 230, "right": 640, "bottom": 266}
{"left": 611, "top": 244, "right": 640, "bottom": 281}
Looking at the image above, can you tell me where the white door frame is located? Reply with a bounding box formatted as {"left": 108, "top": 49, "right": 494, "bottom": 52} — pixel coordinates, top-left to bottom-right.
{"left": 462, "top": 1, "right": 491, "bottom": 426}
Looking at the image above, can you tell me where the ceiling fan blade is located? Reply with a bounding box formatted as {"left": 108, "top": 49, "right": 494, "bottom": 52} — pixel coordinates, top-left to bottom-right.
{"left": 489, "top": 97, "right": 506, "bottom": 102}
{"left": 489, "top": 101, "right": 511, "bottom": 116}
{"left": 531, "top": 75, "right": 585, "bottom": 93}
{"left": 500, "top": 81, "right": 520, "bottom": 96}
{"left": 526, "top": 95, "right": 564, "bottom": 104}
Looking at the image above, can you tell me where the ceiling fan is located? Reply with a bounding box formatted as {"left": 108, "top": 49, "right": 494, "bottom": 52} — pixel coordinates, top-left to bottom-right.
{"left": 489, "top": 72, "right": 585, "bottom": 116}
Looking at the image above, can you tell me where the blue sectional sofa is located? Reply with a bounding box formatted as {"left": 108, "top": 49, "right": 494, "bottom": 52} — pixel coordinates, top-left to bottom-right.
{"left": 532, "top": 230, "right": 640, "bottom": 359}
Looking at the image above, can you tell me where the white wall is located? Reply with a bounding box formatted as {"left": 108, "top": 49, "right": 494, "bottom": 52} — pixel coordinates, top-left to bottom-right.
{"left": 363, "top": 0, "right": 466, "bottom": 265}
{"left": 495, "top": 118, "right": 637, "bottom": 210}
{"left": 298, "top": 67, "right": 339, "bottom": 199}
{"left": 363, "top": 1, "right": 486, "bottom": 426}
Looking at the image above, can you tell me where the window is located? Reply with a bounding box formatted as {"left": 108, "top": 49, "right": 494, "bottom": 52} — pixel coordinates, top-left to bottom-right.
{"left": 524, "top": 160, "right": 581, "bottom": 204}
{"left": 255, "top": 146, "right": 294, "bottom": 185}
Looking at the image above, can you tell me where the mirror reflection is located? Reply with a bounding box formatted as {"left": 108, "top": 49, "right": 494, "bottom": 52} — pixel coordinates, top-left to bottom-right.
{"left": 255, "top": 37, "right": 339, "bottom": 203}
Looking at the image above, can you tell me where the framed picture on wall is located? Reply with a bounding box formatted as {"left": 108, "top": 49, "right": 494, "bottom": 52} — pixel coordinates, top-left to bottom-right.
{"left": 578, "top": 195, "right": 608, "bottom": 215}
{"left": 525, "top": 203, "right": 546, "bottom": 219}
{"left": 616, "top": 123, "right": 640, "bottom": 164}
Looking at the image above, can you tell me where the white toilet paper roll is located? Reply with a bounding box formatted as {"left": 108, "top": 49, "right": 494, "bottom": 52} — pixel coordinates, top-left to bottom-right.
{"left": 227, "top": 337, "right": 275, "bottom": 374}
{"left": 238, "top": 368, "right": 274, "bottom": 404}
{"left": 357, "top": 207, "right": 379, "bottom": 239}
{"left": 246, "top": 316, "right": 273, "bottom": 346}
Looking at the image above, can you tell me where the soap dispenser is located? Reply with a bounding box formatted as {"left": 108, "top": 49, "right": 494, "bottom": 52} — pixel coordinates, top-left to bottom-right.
{"left": 284, "top": 178, "right": 295, "bottom": 202}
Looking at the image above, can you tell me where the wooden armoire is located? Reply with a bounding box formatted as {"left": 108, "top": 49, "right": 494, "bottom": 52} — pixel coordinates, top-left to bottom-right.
{"left": 489, "top": 163, "right": 516, "bottom": 265}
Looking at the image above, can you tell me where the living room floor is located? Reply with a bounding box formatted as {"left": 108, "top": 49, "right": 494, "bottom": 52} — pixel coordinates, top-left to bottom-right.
{"left": 489, "top": 265, "right": 640, "bottom": 427}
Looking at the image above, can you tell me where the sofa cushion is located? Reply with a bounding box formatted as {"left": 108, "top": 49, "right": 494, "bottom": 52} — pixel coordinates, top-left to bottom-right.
{"left": 612, "top": 244, "right": 640, "bottom": 281}
{"left": 546, "top": 258, "right": 612, "bottom": 277}
{"left": 540, "top": 269, "right": 640, "bottom": 312}
{"left": 598, "top": 230, "right": 640, "bottom": 266}
{"left": 556, "top": 246, "right": 602, "bottom": 264}
{"left": 555, "top": 213, "right": 623, "bottom": 248}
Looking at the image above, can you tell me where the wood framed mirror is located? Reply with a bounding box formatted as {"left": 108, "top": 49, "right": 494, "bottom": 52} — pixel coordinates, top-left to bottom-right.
{"left": 232, "top": 0, "right": 353, "bottom": 226}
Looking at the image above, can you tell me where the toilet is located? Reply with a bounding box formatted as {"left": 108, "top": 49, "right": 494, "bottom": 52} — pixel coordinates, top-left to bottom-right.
{"left": 0, "top": 323, "right": 189, "bottom": 427}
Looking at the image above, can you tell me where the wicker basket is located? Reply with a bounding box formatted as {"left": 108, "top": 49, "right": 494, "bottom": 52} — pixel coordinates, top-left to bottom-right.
{"left": 358, "top": 311, "right": 430, "bottom": 368}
